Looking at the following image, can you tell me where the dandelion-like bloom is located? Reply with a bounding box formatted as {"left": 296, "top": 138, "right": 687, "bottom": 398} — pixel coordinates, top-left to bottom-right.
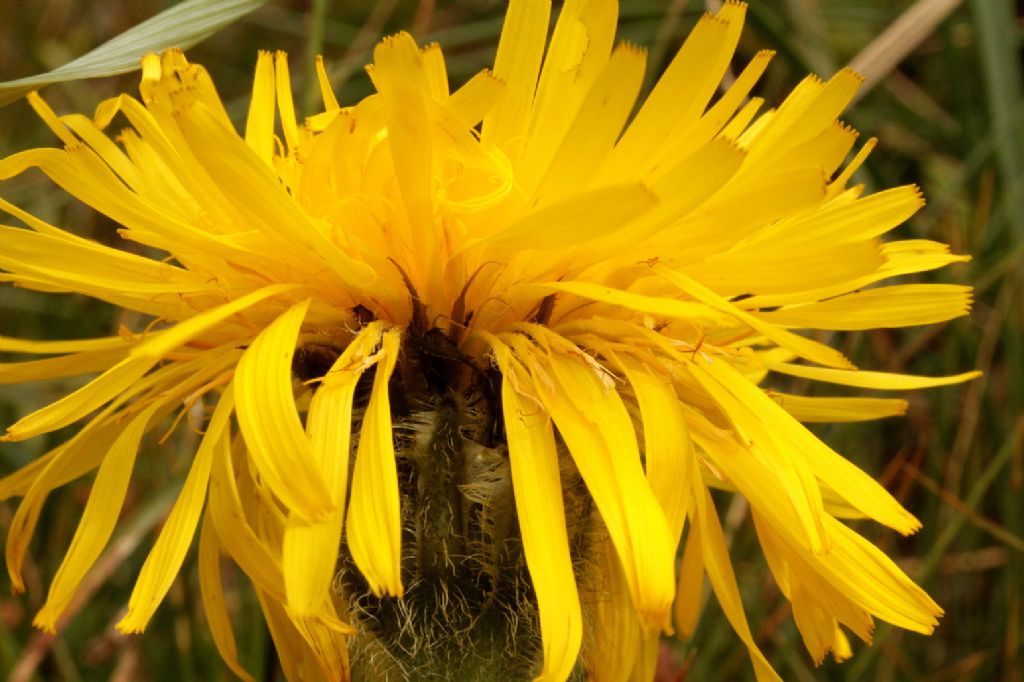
{"left": 1, "top": 1, "right": 977, "bottom": 680}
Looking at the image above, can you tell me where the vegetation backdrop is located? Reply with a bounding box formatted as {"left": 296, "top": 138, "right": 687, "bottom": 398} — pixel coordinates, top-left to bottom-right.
{"left": 0, "top": 0, "right": 1020, "bottom": 680}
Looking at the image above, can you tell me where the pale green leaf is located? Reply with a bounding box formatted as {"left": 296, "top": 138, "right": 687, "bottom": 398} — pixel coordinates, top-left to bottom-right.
{"left": 0, "top": 0, "right": 269, "bottom": 108}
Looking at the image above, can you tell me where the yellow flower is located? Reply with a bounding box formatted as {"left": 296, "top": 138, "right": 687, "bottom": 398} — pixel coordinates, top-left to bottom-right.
{"left": 0, "top": 1, "right": 977, "bottom": 680}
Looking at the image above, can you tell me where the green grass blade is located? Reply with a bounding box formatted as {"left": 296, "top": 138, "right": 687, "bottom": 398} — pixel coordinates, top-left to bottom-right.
{"left": 0, "top": 0, "right": 270, "bottom": 108}
{"left": 968, "top": 0, "right": 1024, "bottom": 241}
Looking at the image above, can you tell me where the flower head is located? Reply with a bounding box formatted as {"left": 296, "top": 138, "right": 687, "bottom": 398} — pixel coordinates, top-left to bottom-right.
{"left": 1, "top": 1, "right": 976, "bottom": 680}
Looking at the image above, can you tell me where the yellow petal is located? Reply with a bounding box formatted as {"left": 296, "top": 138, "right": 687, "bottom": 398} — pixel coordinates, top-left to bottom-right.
{"left": 0, "top": 224, "right": 209, "bottom": 293}
{"left": 659, "top": 165, "right": 827, "bottom": 261}
{"left": 2, "top": 355, "right": 151, "bottom": 442}
{"left": 33, "top": 402, "right": 162, "bottom": 632}
{"left": 4, "top": 417, "right": 118, "bottom": 589}
{"left": 533, "top": 43, "right": 646, "bottom": 204}
{"left": 288, "top": 612, "right": 352, "bottom": 682}
{"left": 773, "top": 120, "right": 858, "bottom": 178}
{"left": 721, "top": 96, "right": 765, "bottom": 141}
{"left": 25, "top": 91, "right": 78, "bottom": 145}
{"left": 314, "top": 55, "right": 341, "bottom": 112}
{"left": 768, "top": 393, "right": 908, "bottom": 422}
{"left": 475, "top": 183, "right": 657, "bottom": 250}
{"left": 587, "top": 541, "right": 644, "bottom": 681}
{"left": 207, "top": 428, "right": 285, "bottom": 601}
{"left": 654, "top": 49, "right": 773, "bottom": 164}
{"left": 234, "top": 299, "right": 334, "bottom": 523}
{"left": 486, "top": 336, "right": 583, "bottom": 681}
{"left": 257, "top": 590, "right": 330, "bottom": 682}
{"left": 57, "top": 112, "right": 145, "bottom": 191}
{"left": 673, "top": 517, "right": 705, "bottom": 637}
{"left": 880, "top": 239, "right": 972, "bottom": 274}
{"left": 482, "top": 0, "right": 551, "bottom": 149}
{"left": 614, "top": 353, "right": 692, "bottom": 547}
{"left": 698, "top": 355, "right": 920, "bottom": 535}
{"left": 198, "top": 513, "right": 256, "bottom": 682}
{"left": 509, "top": 326, "right": 675, "bottom": 627}
{"left": 742, "top": 68, "right": 863, "bottom": 172}
{"left": 745, "top": 185, "right": 924, "bottom": 253}
{"left": 522, "top": 0, "right": 617, "bottom": 184}
{"left": 0, "top": 345, "right": 129, "bottom": 384}
{"left": 605, "top": 9, "right": 735, "bottom": 179}
{"left": 244, "top": 51, "right": 276, "bottom": 164}
{"left": 831, "top": 627, "right": 853, "bottom": 662}
{"left": 642, "top": 137, "right": 747, "bottom": 230}
{"left": 372, "top": 32, "right": 436, "bottom": 284}
{"left": 689, "top": 358, "right": 829, "bottom": 554}
{"left": 757, "top": 284, "right": 972, "bottom": 330}
{"left": 0, "top": 440, "right": 89, "bottom": 503}
{"left": 117, "top": 386, "right": 236, "bottom": 633}
{"left": 755, "top": 510, "right": 941, "bottom": 637}
{"left": 689, "top": 419, "right": 818, "bottom": 550}
{"left": 273, "top": 51, "right": 301, "bottom": 152}
{"left": 0, "top": 334, "right": 130, "bottom": 355}
{"left": 421, "top": 43, "right": 450, "bottom": 101}
{"left": 682, "top": 239, "right": 883, "bottom": 298}
{"left": 753, "top": 512, "right": 873, "bottom": 662}
{"left": 629, "top": 633, "right": 660, "bottom": 682}
{"left": 171, "top": 103, "right": 378, "bottom": 293}
{"left": 448, "top": 68, "right": 504, "bottom": 128}
{"left": 0, "top": 134, "right": 234, "bottom": 264}
{"left": 765, "top": 360, "right": 982, "bottom": 390}
{"left": 4, "top": 347, "right": 239, "bottom": 591}
{"left": 346, "top": 328, "right": 404, "bottom": 597}
{"left": 283, "top": 322, "right": 384, "bottom": 616}
{"left": 128, "top": 283, "right": 299, "bottom": 362}
{"left": 689, "top": 481, "right": 783, "bottom": 682}
{"left": 822, "top": 515, "right": 942, "bottom": 633}
{"left": 745, "top": 238, "right": 966, "bottom": 307}
{"left": 653, "top": 265, "right": 853, "bottom": 369}
{"left": 94, "top": 96, "right": 255, "bottom": 241}
{"left": 515, "top": 280, "right": 736, "bottom": 328}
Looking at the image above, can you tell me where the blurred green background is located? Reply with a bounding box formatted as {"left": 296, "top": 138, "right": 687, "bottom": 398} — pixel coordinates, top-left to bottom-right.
{"left": 0, "top": 0, "right": 1021, "bottom": 680}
